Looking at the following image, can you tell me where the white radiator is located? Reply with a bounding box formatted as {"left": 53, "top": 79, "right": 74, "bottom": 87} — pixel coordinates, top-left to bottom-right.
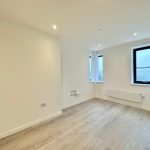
{"left": 107, "top": 89, "right": 143, "bottom": 103}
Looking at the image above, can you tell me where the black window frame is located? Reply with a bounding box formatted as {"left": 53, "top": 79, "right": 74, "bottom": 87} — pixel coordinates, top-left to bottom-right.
{"left": 133, "top": 45, "right": 150, "bottom": 84}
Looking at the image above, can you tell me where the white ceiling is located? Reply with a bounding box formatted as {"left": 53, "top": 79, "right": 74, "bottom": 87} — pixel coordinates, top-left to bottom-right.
{"left": 0, "top": 0, "right": 150, "bottom": 50}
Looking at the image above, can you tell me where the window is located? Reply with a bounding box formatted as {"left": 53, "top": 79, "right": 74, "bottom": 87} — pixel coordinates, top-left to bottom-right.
{"left": 133, "top": 46, "right": 150, "bottom": 84}
{"left": 96, "top": 55, "right": 103, "bottom": 82}
{"left": 89, "top": 56, "right": 94, "bottom": 82}
{"left": 89, "top": 51, "right": 103, "bottom": 83}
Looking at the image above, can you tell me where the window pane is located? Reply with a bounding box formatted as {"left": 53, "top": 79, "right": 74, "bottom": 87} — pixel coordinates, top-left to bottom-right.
{"left": 97, "top": 56, "right": 103, "bottom": 81}
{"left": 89, "top": 56, "right": 94, "bottom": 82}
{"left": 136, "top": 48, "right": 150, "bottom": 82}
{"left": 89, "top": 52, "right": 104, "bottom": 83}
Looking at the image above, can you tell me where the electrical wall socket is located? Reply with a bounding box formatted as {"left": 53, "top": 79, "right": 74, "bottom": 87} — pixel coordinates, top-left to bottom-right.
{"left": 140, "top": 94, "right": 145, "bottom": 100}
{"left": 41, "top": 103, "right": 47, "bottom": 108}
{"left": 70, "top": 90, "right": 79, "bottom": 96}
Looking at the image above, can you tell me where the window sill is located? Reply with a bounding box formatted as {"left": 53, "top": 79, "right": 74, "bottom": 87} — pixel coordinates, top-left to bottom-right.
{"left": 131, "top": 83, "right": 150, "bottom": 87}
{"left": 89, "top": 81, "right": 95, "bottom": 83}
{"left": 96, "top": 81, "right": 104, "bottom": 83}
{"left": 89, "top": 81, "right": 104, "bottom": 84}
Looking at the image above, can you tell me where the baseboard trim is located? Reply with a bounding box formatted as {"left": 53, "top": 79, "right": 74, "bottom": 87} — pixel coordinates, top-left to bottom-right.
{"left": 63, "top": 98, "right": 94, "bottom": 109}
{"left": 96, "top": 97, "right": 150, "bottom": 112}
{"left": 0, "top": 111, "right": 62, "bottom": 140}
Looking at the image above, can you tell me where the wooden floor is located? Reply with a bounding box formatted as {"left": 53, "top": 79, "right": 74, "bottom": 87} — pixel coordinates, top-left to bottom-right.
{"left": 1, "top": 99, "right": 150, "bottom": 150}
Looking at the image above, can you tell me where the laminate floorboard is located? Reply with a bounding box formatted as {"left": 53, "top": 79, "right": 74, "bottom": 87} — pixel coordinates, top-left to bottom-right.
{"left": 0, "top": 99, "right": 150, "bottom": 150}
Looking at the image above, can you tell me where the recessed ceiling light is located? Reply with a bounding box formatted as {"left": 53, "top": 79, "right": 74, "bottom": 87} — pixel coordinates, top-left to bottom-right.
{"left": 52, "top": 24, "right": 57, "bottom": 30}
{"left": 98, "top": 28, "right": 103, "bottom": 31}
{"left": 98, "top": 43, "right": 101, "bottom": 47}
{"left": 133, "top": 32, "right": 138, "bottom": 36}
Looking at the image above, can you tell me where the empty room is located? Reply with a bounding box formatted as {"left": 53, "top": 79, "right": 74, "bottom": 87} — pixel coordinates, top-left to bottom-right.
{"left": 0, "top": 0, "right": 150, "bottom": 150}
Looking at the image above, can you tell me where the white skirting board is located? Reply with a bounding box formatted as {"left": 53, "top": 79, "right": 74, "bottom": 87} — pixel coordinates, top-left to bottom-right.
{"left": 63, "top": 98, "right": 93, "bottom": 109}
{"left": 96, "top": 97, "right": 150, "bottom": 112}
{"left": 0, "top": 111, "right": 62, "bottom": 140}
{"left": 107, "top": 89, "right": 143, "bottom": 103}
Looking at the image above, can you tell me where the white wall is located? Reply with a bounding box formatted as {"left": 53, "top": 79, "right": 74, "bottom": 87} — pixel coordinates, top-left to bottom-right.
{"left": 2, "top": 19, "right": 149, "bottom": 139}
{"left": 0, "top": 20, "right": 62, "bottom": 138}
{"left": 61, "top": 40, "right": 95, "bottom": 108}
{"left": 96, "top": 38, "right": 150, "bottom": 110}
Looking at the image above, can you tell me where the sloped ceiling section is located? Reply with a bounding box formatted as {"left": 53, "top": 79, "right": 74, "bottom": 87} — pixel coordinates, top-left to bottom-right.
{"left": 0, "top": 0, "right": 150, "bottom": 50}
